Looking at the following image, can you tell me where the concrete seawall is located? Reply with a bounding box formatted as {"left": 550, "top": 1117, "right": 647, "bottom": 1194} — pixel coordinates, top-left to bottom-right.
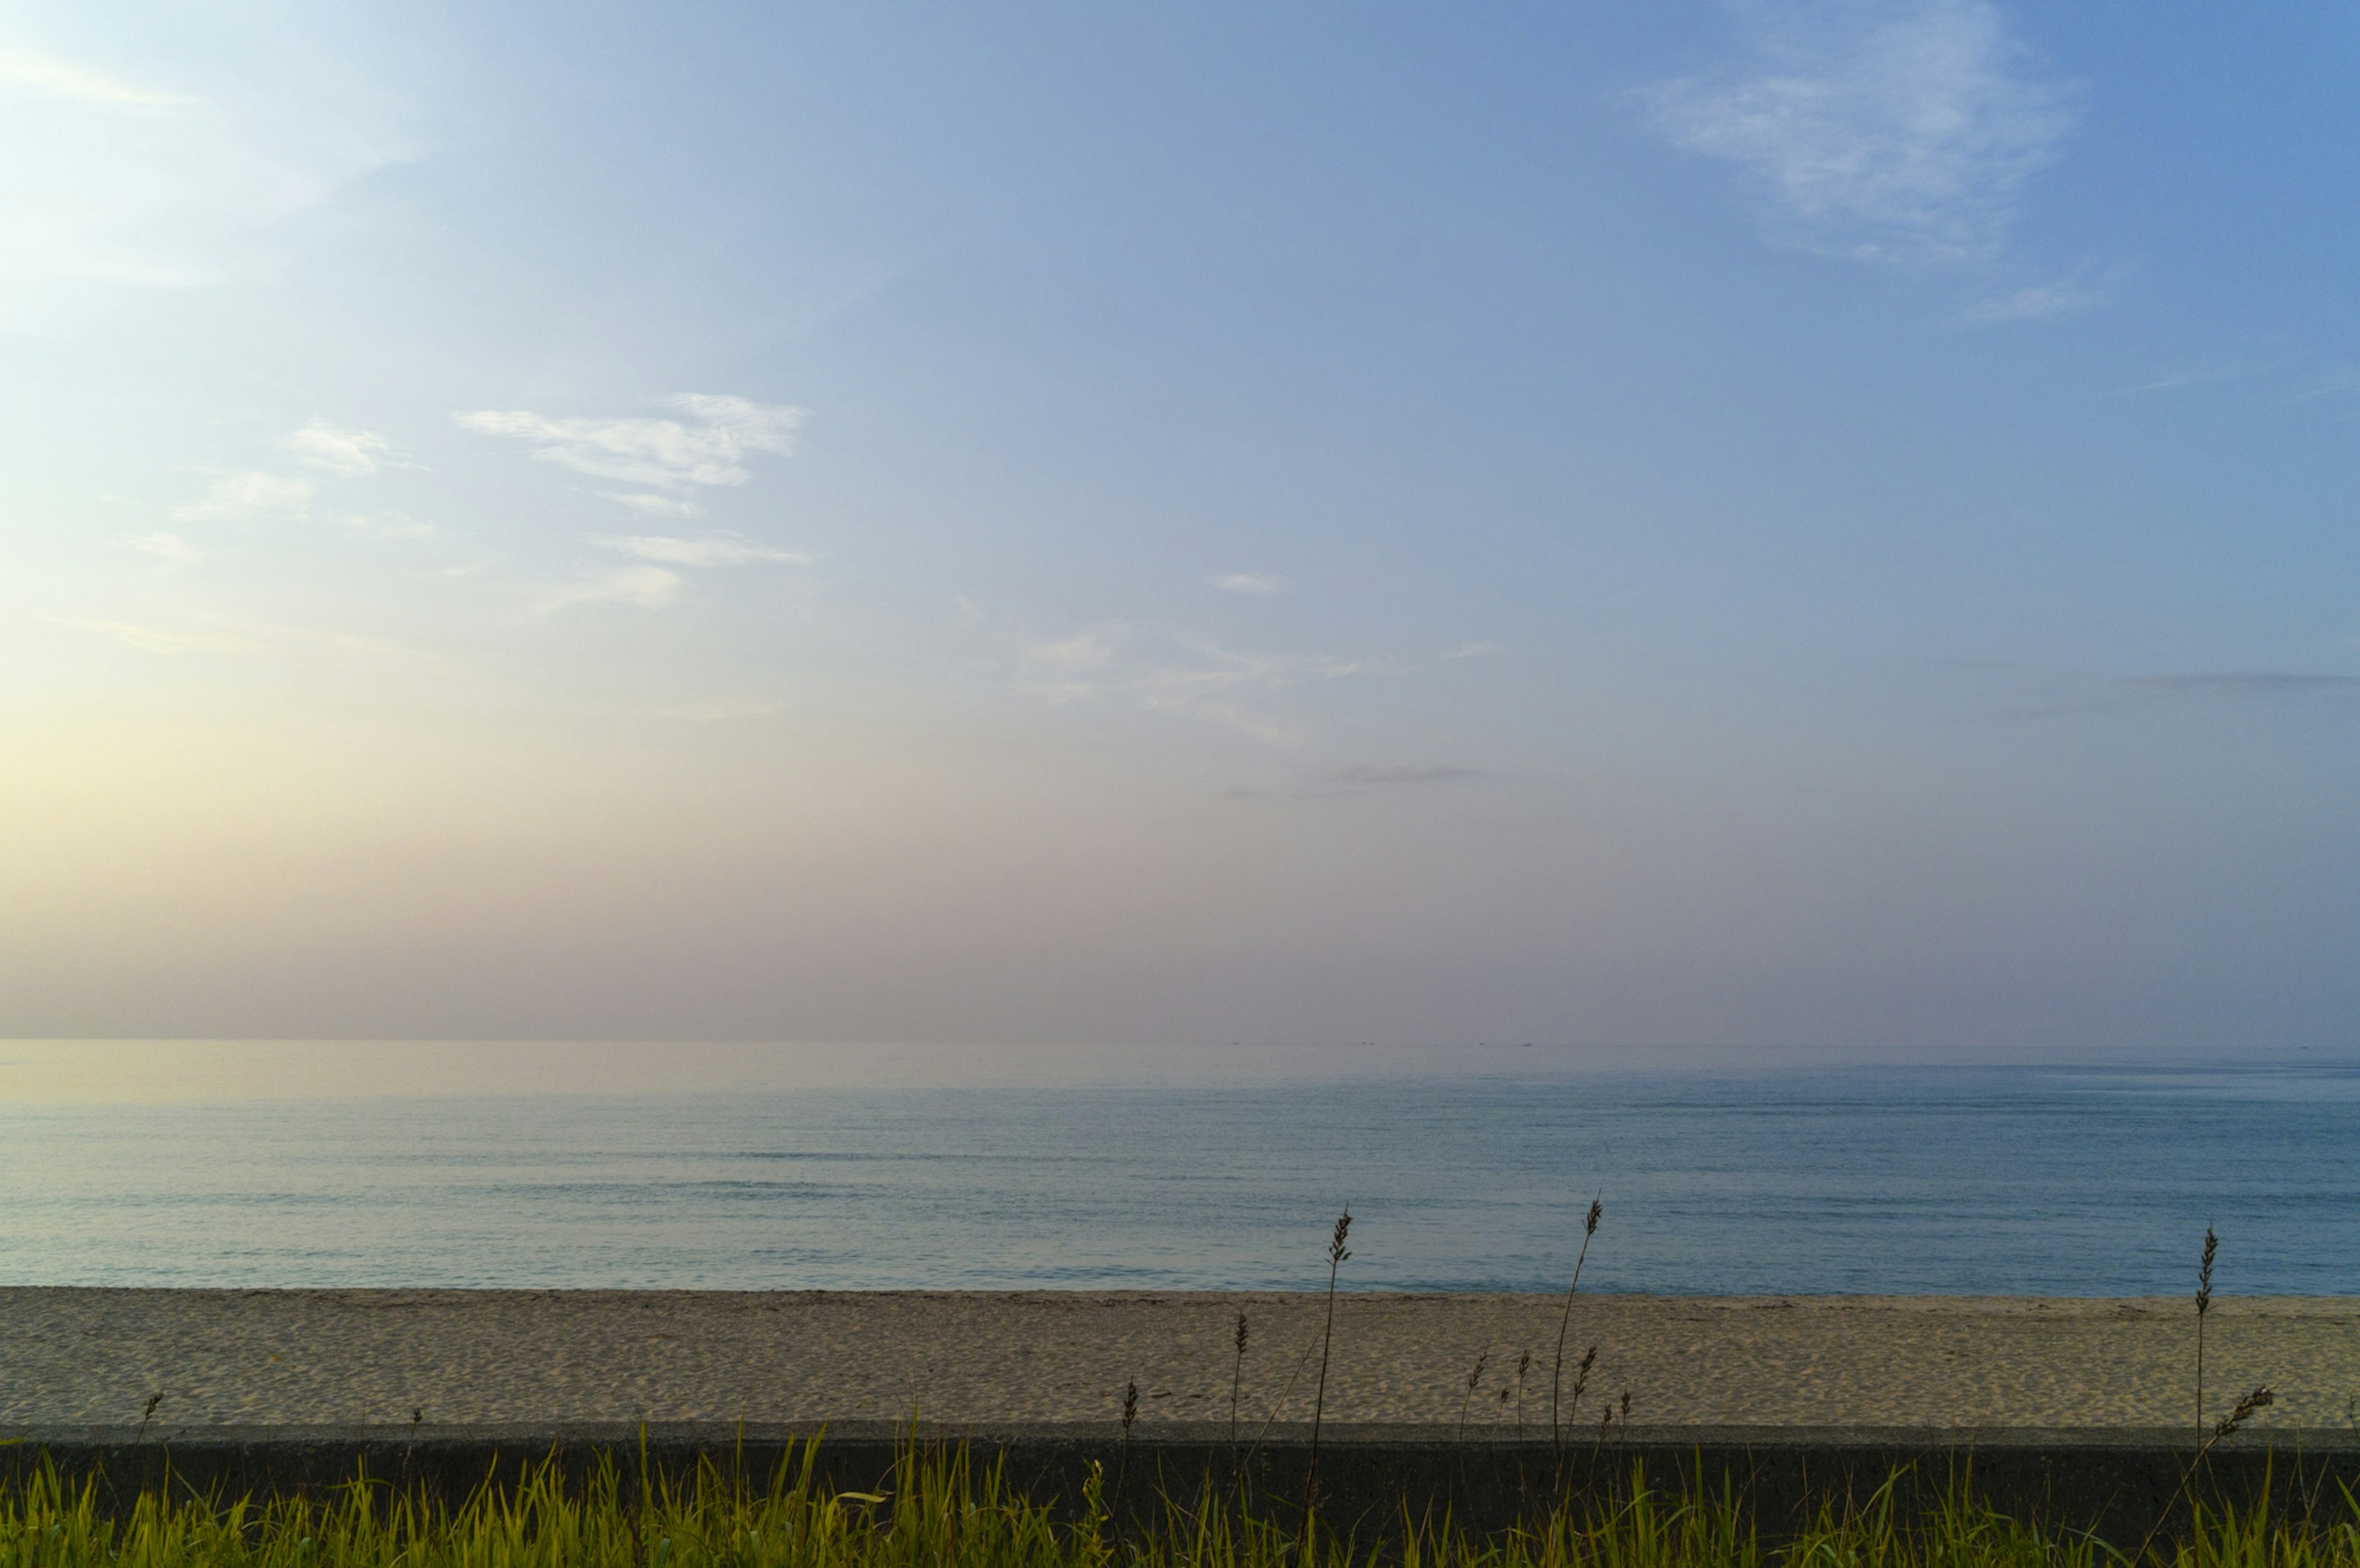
{"left": 9, "top": 1424, "right": 2359, "bottom": 1545}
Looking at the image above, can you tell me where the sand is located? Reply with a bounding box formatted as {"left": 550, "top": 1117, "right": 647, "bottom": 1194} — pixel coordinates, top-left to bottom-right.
{"left": 3, "top": 1290, "right": 2354, "bottom": 1433}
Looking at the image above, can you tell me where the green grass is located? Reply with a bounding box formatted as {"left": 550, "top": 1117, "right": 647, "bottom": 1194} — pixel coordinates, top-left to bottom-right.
{"left": 4, "top": 1445, "right": 2356, "bottom": 1568}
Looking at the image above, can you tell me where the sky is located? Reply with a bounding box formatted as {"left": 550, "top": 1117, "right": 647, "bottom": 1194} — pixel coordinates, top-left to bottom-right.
{"left": 4, "top": 1, "right": 2356, "bottom": 1053}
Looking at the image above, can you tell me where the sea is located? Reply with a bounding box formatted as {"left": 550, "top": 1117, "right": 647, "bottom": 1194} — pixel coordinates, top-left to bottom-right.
{"left": 3, "top": 1042, "right": 2355, "bottom": 1296}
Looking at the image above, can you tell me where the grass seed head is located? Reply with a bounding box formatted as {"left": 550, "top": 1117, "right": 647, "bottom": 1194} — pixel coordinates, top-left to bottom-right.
{"left": 2213, "top": 1385, "right": 2274, "bottom": 1440}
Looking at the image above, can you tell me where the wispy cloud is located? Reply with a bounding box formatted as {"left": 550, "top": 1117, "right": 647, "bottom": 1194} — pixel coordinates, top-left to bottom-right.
{"left": 1959, "top": 273, "right": 2108, "bottom": 325}
{"left": 324, "top": 512, "right": 438, "bottom": 541}
{"left": 1329, "top": 764, "right": 1487, "bottom": 786}
{"left": 56, "top": 614, "right": 424, "bottom": 664}
{"left": 0, "top": 43, "right": 407, "bottom": 299}
{"left": 2099, "top": 362, "right": 2274, "bottom": 399}
{"left": 1021, "top": 621, "right": 1383, "bottom": 743}
{"left": 1992, "top": 665, "right": 2360, "bottom": 718}
{"left": 55, "top": 617, "right": 262, "bottom": 655}
{"left": 1639, "top": 0, "right": 2079, "bottom": 265}
{"left": 2125, "top": 673, "right": 2360, "bottom": 697}
{"left": 2287, "top": 366, "right": 2360, "bottom": 409}
{"left": 127, "top": 531, "right": 200, "bottom": 562}
{"left": 532, "top": 565, "right": 683, "bottom": 615}
{"left": 170, "top": 472, "right": 312, "bottom": 520}
{"left": 598, "top": 534, "right": 814, "bottom": 567}
{"left": 1210, "top": 572, "right": 1292, "bottom": 595}
{"left": 0, "top": 46, "right": 190, "bottom": 110}
{"left": 285, "top": 421, "right": 389, "bottom": 477}
{"left": 1441, "top": 641, "right": 1506, "bottom": 661}
{"left": 602, "top": 492, "right": 704, "bottom": 518}
{"left": 456, "top": 394, "right": 801, "bottom": 491}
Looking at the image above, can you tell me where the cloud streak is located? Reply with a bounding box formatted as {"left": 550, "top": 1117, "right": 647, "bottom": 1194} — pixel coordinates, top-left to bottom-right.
{"left": 532, "top": 565, "right": 683, "bottom": 615}
{"left": 127, "top": 531, "right": 200, "bottom": 562}
{"left": 1329, "top": 764, "right": 1487, "bottom": 786}
{"left": 603, "top": 492, "right": 704, "bottom": 518}
{"left": 324, "top": 512, "right": 438, "bottom": 540}
{"left": 2125, "top": 673, "right": 2360, "bottom": 697}
{"left": 170, "top": 472, "right": 312, "bottom": 520}
{"left": 1959, "top": 274, "right": 2109, "bottom": 324}
{"left": 1022, "top": 622, "right": 1383, "bottom": 743}
{"left": 285, "top": 421, "right": 390, "bottom": 477}
{"left": 57, "top": 617, "right": 262, "bottom": 655}
{"left": 1210, "top": 572, "right": 1291, "bottom": 594}
{"left": 0, "top": 47, "right": 191, "bottom": 110}
{"left": 457, "top": 394, "right": 801, "bottom": 491}
{"left": 0, "top": 43, "right": 408, "bottom": 298}
{"left": 1639, "top": 0, "right": 2079, "bottom": 265}
{"left": 1994, "top": 666, "right": 2360, "bottom": 719}
{"left": 598, "top": 534, "right": 814, "bottom": 567}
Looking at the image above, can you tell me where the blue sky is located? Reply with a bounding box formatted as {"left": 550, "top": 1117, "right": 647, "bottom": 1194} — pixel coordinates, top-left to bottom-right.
{"left": 4, "top": 1, "right": 2356, "bottom": 1051}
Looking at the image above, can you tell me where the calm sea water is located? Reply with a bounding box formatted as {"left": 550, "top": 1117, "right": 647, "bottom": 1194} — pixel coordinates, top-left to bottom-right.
{"left": 4, "top": 1050, "right": 2356, "bottom": 1295}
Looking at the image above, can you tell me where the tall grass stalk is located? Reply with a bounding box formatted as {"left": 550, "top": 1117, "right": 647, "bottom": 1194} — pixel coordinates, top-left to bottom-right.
{"left": 1457, "top": 1349, "right": 1490, "bottom": 1445}
{"left": 1230, "top": 1312, "right": 1249, "bottom": 1450}
{"left": 1552, "top": 1196, "right": 1602, "bottom": 1455}
{"left": 1117, "top": 1379, "right": 1139, "bottom": 1517}
{"left": 1303, "top": 1205, "right": 1352, "bottom": 1523}
{"left": 2197, "top": 1227, "right": 2218, "bottom": 1446}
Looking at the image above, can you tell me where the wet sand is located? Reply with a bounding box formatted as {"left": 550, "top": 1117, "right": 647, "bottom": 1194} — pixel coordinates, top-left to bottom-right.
{"left": 4, "top": 1290, "right": 2353, "bottom": 1432}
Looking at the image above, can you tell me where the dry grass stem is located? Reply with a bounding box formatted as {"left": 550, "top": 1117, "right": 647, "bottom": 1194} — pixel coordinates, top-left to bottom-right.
{"left": 1228, "top": 1310, "right": 1249, "bottom": 1448}
{"left": 2196, "top": 1226, "right": 2218, "bottom": 1446}
{"left": 1551, "top": 1194, "right": 1602, "bottom": 1454}
{"left": 1303, "top": 1206, "right": 1352, "bottom": 1521}
{"left": 1458, "top": 1348, "right": 1492, "bottom": 1443}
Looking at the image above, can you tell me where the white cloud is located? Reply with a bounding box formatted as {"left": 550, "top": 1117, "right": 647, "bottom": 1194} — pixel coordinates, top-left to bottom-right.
{"left": 0, "top": 47, "right": 190, "bottom": 110}
{"left": 533, "top": 565, "right": 682, "bottom": 615}
{"left": 1441, "top": 641, "right": 1506, "bottom": 661}
{"left": 324, "top": 512, "right": 438, "bottom": 540}
{"left": 56, "top": 617, "right": 261, "bottom": 655}
{"left": 56, "top": 613, "right": 422, "bottom": 663}
{"left": 170, "top": 471, "right": 312, "bottom": 520}
{"left": 127, "top": 531, "right": 200, "bottom": 562}
{"left": 1959, "top": 275, "right": 2109, "bottom": 324}
{"left": 1210, "top": 572, "right": 1292, "bottom": 595}
{"left": 597, "top": 534, "right": 813, "bottom": 568}
{"left": 1023, "top": 626, "right": 1127, "bottom": 704}
{"left": 602, "top": 492, "right": 704, "bottom": 518}
{"left": 2098, "top": 363, "right": 2272, "bottom": 399}
{"left": 1021, "top": 622, "right": 1383, "bottom": 744}
{"left": 1639, "top": 0, "right": 2079, "bottom": 265}
{"left": 0, "top": 41, "right": 407, "bottom": 301}
{"left": 285, "top": 421, "right": 388, "bottom": 477}
{"left": 456, "top": 394, "right": 801, "bottom": 491}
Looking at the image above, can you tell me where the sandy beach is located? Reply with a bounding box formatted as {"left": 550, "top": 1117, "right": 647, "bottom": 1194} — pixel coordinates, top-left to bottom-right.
{"left": 4, "top": 1290, "right": 2353, "bottom": 1432}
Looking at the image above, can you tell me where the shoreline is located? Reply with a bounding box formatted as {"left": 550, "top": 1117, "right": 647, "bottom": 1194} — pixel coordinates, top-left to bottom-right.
{"left": 6, "top": 1289, "right": 2355, "bottom": 1433}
